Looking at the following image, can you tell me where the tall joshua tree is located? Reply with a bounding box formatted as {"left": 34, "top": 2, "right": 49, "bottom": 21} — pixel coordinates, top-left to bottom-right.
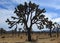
{"left": 6, "top": 1, "right": 49, "bottom": 41}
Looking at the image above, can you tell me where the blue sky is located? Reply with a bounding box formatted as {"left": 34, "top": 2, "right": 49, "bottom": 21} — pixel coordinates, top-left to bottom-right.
{"left": 0, "top": 0, "right": 60, "bottom": 31}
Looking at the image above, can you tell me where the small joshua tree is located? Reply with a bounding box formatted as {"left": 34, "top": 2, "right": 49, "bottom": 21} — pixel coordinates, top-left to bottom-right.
{"left": 45, "top": 20, "right": 54, "bottom": 37}
{"left": 54, "top": 22, "right": 60, "bottom": 37}
{"left": 0, "top": 28, "right": 3, "bottom": 35}
{"left": 18, "top": 28, "right": 21, "bottom": 36}
{"left": 0, "top": 28, "right": 6, "bottom": 35}
{"left": 14, "top": 24, "right": 17, "bottom": 35}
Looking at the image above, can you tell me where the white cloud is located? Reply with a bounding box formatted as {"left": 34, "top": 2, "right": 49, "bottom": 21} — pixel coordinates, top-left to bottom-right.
{"left": 44, "top": 12, "right": 58, "bottom": 20}
{"left": 0, "top": 9, "right": 14, "bottom": 20}
{"left": 52, "top": 18, "right": 60, "bottom": 23}
{"left": 0, "top": 8, "right": 14, "bottom": 29}
{"left": 43, "top": 12, "right": 60, "bottom": 23}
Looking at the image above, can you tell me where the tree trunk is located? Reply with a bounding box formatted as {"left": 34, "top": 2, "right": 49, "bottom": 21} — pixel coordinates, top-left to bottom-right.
{"left": 27, "top": 28, "right": 32, "bottom": 41}
{"left": 49, "top": 28, "right": 52, "bottom": 37}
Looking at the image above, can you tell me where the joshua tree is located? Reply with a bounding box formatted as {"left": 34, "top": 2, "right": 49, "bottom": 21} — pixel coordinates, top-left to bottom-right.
{"left": 14, "top": 24, "right": 17, "bottom": 35}
{"left": 54, "top": 22, "right": 60, "bottom": 37}
{"left": 0, "top": 28, "right": 3, "bottom": 35}
{"left": 0, "top": 28, "right": 6, "bottom": 35}
{"left": 11, "top": 30, "right": 14, "bottom": 36}
{"left": 6, "top": 1, "right": 49, "bottom": 41}
{"left": 56, "top": 24, "right": 60, "bottom": 37}
{"left": 18, "top": 28, "right": 21, "bottom": 36}
{"left": 46, "top": 20, "right": 54, "bottom": 37}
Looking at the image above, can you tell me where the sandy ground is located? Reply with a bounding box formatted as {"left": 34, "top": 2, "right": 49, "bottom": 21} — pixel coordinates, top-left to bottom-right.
{"left": 0, "top": 33, "right": 60, "bottom": 43}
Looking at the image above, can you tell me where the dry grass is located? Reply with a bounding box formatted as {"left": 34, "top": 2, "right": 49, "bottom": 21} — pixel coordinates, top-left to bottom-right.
{"left": 0, "top": 33, "right": 60, "bottom": 43}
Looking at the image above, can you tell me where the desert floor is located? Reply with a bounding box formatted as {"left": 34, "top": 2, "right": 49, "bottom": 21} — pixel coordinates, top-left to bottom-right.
{"left": 0, "top": 33, "right": 60, "bottom": 43}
